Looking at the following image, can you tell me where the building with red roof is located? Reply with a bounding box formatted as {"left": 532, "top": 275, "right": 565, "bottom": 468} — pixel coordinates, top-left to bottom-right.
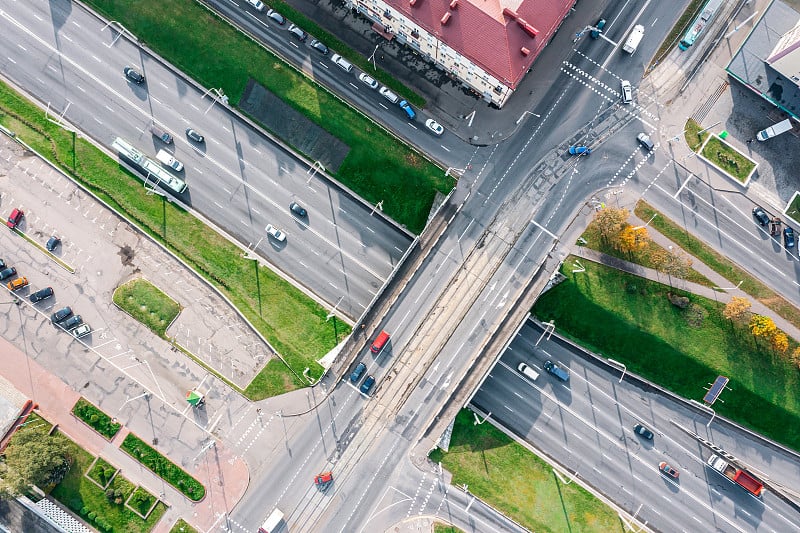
{"left": 346, "top": 0, "right": 575, "bottom": 107}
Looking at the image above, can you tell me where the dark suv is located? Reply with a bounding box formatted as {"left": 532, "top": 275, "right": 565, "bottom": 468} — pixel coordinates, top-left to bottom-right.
{"left": 360, "top": 375, "right": 376, "bottom": 395}
{"left": 290, "top": 202, "right": 307, "bottom": 217}
{"left": 752, "top": 206, "right": 770, "bottom": 226}
{"left": 62, "top": 315, "right": 83, "bottom": 330}
{"left": 124, "top": 66, "right": 145, "bottom": 84}
{"left": 51, "top": 306, "right": 73, "bottom": 324}
{"left": 0, "top": 267, "right": 17, "bottom": 280}
{"left": 350, "top": 362, "right": 366, "bottom": 384}
{"left": 30, "top": 286, "right": 54, "bottom": 302}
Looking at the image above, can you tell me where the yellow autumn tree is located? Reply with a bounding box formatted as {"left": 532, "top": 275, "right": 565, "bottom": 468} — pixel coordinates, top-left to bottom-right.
{"left": 593, "top": 207, "right": 629, "bottom": 246}
{"left": 792, "top": 346, "right": 800, "bottom": 368}
{"left": 618, "top": 225, "right": 649, "bottom": 255}
{"left": 770, "top": 332, "right": 789, "bottom": 355}
{"left": 749, "top": 315, "right": 777, "bottom": 339}
{"left": 723, "top": 296, "right": 752, "bottom": 323}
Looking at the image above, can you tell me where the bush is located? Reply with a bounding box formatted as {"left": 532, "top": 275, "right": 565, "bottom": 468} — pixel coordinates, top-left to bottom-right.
{"left": 121, "top": 434, "right": 204, "bottom": 501}
{"left": 71, "top": 398, "right": 121, "bottom": 440}
{"left": 668, "top": 292, "right": 690, "bottom": 309}
{"left": 88, "top": 511, "right": 97, "bottom": 521}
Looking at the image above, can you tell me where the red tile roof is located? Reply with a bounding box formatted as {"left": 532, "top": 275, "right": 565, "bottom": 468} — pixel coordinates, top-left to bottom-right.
{"left": 385, "top": 0, "right": 574, "bottom": 88}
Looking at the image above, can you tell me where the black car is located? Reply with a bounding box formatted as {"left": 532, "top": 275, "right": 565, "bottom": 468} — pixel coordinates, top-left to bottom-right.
{"left": 752, "top": 206, "right": 770, "bottom": 226}
{"left": 288, "top": 24, "right": 307, "bottom": 42}
{"left": 350, "top": 362, "right": 366, "bottom": 384}
{"left": 46, "top": 236, "right": 61, "bottom": 252}
{"left": 62, "top": 314, "right": 83, "bottom": 329}
{"left": 289, "top": 202, "right": 307, "bottom": 217}
{"left": 0, "top": 267, "right": 16, "bottom": 280}
{"left": 633, "top": 423, "right": 654, "bottom": 440}
{"left": 784, "top": 226, "right": 796, "bottom": 248}
{"left": 309, "top": 39, "right": 329, "bottom": 55}
{"left": 30, "top": 286, "right": 54, "bottom": 303}
{"left": 360, "top": 375, "right": 376, "bottom": 395}
{"left": 123, "top": 66, "right": 145, "bottom": 84}
{"left": 51, "top": 306, "right": 73, "bottom": 324}
{"left": 0, "top": 259, "right": 5, "bottom": 269}
{"left": 186, "top": 128, "right": 204, "bottom": 143}
{"left": 266, "top": 9, "right": 285, "bottom": 25}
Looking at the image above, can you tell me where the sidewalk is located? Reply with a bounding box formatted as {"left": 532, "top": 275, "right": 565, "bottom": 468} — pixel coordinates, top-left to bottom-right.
{"left": 0, "top": 335, "right": 248, "bottom": 533}
{"left": 570, "top": 211, "right": 800, "bottom": 343}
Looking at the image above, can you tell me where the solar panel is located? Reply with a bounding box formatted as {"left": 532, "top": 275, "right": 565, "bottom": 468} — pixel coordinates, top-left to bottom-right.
{"left": 703, "top": 375, "right": 729, "bottom": 405}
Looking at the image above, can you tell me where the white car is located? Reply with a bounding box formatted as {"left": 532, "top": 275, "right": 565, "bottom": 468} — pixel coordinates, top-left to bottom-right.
{"left": 425, "top": 119, "right": 444, "bottom": 136}
{"left": 358, "top": 73, "right": 379, "bottom": 90}
{"left": 266, "top": 224, "right": 286, "bottom": 242}
{"left": 245, "top": 0, "right": 265, "bottom": 12}
{"left": 620, "top": 79, "right": 633, "bottom": 104}
{"left": 155, "top": 149, "right": 184, "bottom": 172}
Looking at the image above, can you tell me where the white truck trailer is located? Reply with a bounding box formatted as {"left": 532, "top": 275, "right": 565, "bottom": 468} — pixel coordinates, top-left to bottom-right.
{"left": 623, "top": 25, "right": 645, "bottom": 54}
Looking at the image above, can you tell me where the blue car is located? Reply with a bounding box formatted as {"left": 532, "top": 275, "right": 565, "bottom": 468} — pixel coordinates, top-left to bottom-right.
{"left": 784, "top": 226, "right": 796, "bottom": 249}
{"left": 360, "top": 375, "right": 376, "bottom": 395}
{"left": 398, "top": 100, "right": 416, "bottom": 121}
{"left": 568, "top": 145, "right": 591, "bottom": 155}
{"left": 350, "top": 362, "right": 366, "bottom": 384}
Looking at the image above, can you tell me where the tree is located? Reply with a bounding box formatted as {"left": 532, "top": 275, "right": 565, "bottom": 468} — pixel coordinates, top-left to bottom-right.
{"left": 770, "top": 331, "right": 789, "bottom": 355}
{"left": 618, "top": 225, "right": 650, "bottom": 255}
{"left": 593, "top": 207, "right": 629, "bottom": 246}
{"left": 791, "top": 346, "right": 800, "bottom": 369}
{"left": 1, "top": 430, "right": 71, "bottom": 495}
{"left": 723, "top": 296, "right": 752, "bottom": 323}
{"left": 653, "top": 247, "right": 693, "bottom": 287}
{"left": 749, "top": 315, "right": 777, "bottom": 341}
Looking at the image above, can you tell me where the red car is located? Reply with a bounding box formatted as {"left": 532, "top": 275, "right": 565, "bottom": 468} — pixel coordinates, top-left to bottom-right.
{"left": 6, "top": 208, "right": 23, "bottom": 229}
{"left": 659, "top": 461, "right": 679, "bottom": 479}
{"left": 314, "top": 471, "right": 333, "bottom": 487}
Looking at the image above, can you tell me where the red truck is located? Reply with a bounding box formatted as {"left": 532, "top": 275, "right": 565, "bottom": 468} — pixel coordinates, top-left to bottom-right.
{"left": 706, "top": 454, "right": 764, "bottom": 497}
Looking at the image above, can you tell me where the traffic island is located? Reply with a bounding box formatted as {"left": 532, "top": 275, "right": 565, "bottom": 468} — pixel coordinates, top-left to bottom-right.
{"left": 120, "top": 433, "right": 205, "bottom": 502}
{"left": 783, "top": 191, "right": 800, "bottom": 226}
{"left": 698, "top": 134, "right": 757, "bottom": 186}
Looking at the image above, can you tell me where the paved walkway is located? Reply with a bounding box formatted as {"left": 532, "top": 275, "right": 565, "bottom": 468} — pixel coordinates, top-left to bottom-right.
{"left": 570, "top": 211, "right": 800, "bottom": 343}
{"left": 0, "top": 335, "right": 248, "bottom": 533}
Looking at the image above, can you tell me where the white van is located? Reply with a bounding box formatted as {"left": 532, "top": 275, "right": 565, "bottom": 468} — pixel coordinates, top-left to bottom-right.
{"left": 258, "top": 509, "right": 284, "bottom": 533}
{"left": 331, "top": 53, "right": 353, "bottom": 73}
{"left": 517, "top": 362, "right": 539, "bottom": 381}
{"left": 379, "top": 86, "right": 399, "bottom": 104}
{"left": 155, "top": 149, "right": 184, "bottom": 172}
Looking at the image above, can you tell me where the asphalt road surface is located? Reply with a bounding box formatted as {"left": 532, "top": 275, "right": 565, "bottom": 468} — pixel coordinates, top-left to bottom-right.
{"left": 472, "top": 319, "right": 800, "bottom": 533}
{"left": 0, "top": 0, "right": 414, "bottom": 320}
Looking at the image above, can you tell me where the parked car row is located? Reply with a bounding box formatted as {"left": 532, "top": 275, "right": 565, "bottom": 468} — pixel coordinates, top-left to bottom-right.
{"left": 242, "top": 2, "right": 446, "bottom": 135}
{"left": 51, "top": 305, "right": 92, "bottom": 338}
{"left": 753, "top": 205, "right": 796, "bottom": 249}
{"left": 1, "top": 258, "right": 55, "bottom": 303}
{"left": 349, "top": 362, "right": 375, "bottom": 395}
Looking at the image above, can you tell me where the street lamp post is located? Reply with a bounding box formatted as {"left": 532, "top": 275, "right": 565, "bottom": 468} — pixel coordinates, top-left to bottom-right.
{"left": 633, "top": 213, "right": 657, "bottom": 230}
{"left": 689, "top": 399, "right": 717, "bottom": 427}
{"left": 607, "top": 358, "right": 627, "bottom": 383}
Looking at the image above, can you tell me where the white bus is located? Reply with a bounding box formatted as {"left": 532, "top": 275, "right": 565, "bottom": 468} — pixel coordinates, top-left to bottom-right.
{"left": 112, "top": 137, "right": 187, "bottom": 194}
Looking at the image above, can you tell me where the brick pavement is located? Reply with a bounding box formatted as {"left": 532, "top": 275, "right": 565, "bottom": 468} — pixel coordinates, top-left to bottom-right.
{"left": 0, "top": 335, "right": 249, "bottom": 533}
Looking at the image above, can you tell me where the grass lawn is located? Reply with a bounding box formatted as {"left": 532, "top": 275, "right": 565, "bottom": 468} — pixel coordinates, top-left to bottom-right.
{"left": 127, "top": 486, "right": 158, "bottom": 517}
{"left": 580, "top": 219, "right": 713, "bottom": 287}
{"left": 10, "top": 414, "right": 167, "bottom": 533}
{"left": 113, "top": 278, "right": 181, "bottom": 338}
{"left": 121, "top": 433, "right": 204, "bottom": 501}
{"left": 434, "top": 523, "right": 464, "bottom": 533}
{"left": 72, "top": 397, "right": 122, "bottom": 440}
{"left": 635, "top": 200, "right": 800, "bottom": 331}
{"left": 701, "top": 136, "right": 755, "bottom": 183}
{"left": 169, "top": 518, "right": 199, "bottom": 533}
{"left": 684, "top": 118, "right": 709, "bottom": 152}
{"left": 87, "top": 457, "right": 118, "bottom": 489}
{"left": 430, "top": 410, "right": 623, "bottom": 533}
{"left": 82, "top": 0, "right": 447, "bottom": 233}
{"left": 533, "top": 257, "right": 800, "bottom": 451}
{"left": 786, "top": 192, "right": 800, "bottom": 226}
{"left": 0, "top": 80, "right": 348, "bottom": 399}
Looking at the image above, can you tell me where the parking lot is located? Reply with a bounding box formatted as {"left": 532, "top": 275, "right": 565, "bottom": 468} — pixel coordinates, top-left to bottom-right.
{"left": 0, "top": 134, "right": 272, "bottom": 421}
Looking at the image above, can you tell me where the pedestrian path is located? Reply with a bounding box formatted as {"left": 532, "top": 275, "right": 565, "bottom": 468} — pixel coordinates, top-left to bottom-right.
{"left": 569, "top": 212, "right": 800, "bottom": 343}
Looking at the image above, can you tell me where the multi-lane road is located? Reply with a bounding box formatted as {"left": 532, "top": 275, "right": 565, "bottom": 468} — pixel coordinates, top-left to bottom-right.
{"left": 4, "top": 0, "right": 800, "bottom": 532}
{"left": 0, "top": 0, "right": 415, "bottom": 320}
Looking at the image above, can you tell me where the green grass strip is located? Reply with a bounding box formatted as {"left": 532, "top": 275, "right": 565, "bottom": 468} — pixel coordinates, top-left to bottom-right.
{"left": 701, "top": 136, "right": 755, "bottom": 182}
{"left": 430, "top": 410, "right": 624, "bottom": 533}
{"left": 649, "top": 0, "right": 708, "bottom": 70}
{"left": 684, "top": 118, "right": 709, "bottom": 152}
{"left": 72, "top": 397, "right": 122, "bottom": 440}
{"left": 533, "top": 257, "right": 800, "bottom": 451}
{"left": 170, "top": 519, "right": 200, "bottom": 533}
{"left": 121, "top": 433, "right": 205, "bottom": 501}
{"left": 83, "top": 0, "right": 447, "bottom": 233}
{"left": 113, "top": 278, "right": 181, "bottom": 339}
{"left": 0, "top": 80, "right": 348, "bottom": 399}
{"left": 635, "top": 200, "right": 800, "bottom": 330}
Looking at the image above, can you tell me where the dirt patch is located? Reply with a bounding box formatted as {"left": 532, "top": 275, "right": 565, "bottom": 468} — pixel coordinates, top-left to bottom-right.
{"left": 118, "top": 245, "right": 135, "bottom": 266}
{"left": 239, "top": 79, "right": 350, "bottom": 173}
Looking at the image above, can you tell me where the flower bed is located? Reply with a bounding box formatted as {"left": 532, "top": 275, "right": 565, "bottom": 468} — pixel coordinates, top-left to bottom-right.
{"left": 72, "top": 397, "right": 121, "bottom": 440}
{"left": 120, "top": 433, "right": 205, "bottom": 501}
